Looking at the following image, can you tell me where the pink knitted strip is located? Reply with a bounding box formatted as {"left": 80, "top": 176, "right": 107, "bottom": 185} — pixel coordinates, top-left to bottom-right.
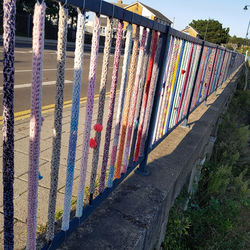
{"left": 76, "top": 14, "right": 100, "bottom": 217}
{"left": 121, "top": 28, "right": 147, "bottom": 173}
{"left": 27, "top": 2, "right": 46, "bottom": 249}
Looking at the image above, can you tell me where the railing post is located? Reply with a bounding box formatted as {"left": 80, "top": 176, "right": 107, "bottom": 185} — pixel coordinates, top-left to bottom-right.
{"left": 204, "top": 45, "right": 218, "bottom": 104}
{"left": 135, "top": 26, "right": 170, "bottom": 176}
{"left": 182, "top": 41, "right": 204, "bottom": 127}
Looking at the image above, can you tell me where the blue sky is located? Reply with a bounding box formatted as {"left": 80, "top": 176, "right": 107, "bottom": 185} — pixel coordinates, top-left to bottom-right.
{"left": 115, "top": 0, "right": 250, "bottom": 38}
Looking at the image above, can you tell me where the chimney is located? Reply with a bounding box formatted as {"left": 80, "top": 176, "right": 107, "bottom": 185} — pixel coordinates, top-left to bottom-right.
{"left": 118, "top": 0, "right": 123, "bottom": 3}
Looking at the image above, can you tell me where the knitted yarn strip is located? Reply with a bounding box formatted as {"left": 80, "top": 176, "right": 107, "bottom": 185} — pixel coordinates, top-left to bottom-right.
{"left": 122, "top": 27, "right": 147, "bottom": 173}
{"left": 2, "top": 0, "right": 15, "bottom": 248}
{"left": 157, "top": 36, "right": 178, "bottom": 140}
{"left": 164, "top": 39, "right": 185, "bottom": 134}
{"left": 46, "top": 3, "right": 68, "bottom": 241}
{"left": 158, "top": 37, "right": 180, "bottom": 139}
{"left": 61, "top": 9, "right": 86, "bottom": 231}
{"left": 99, "top": 20, "right": 124, "bottom": 193}
{"left": 107, "top": 24, "right": 133, "bottom": 187}
{"left": 152, "top": 35, "right": 174, "bottom": 143}
{"left": 27, "top": 2, "right": 46, "bottom": 249}
{"left": 129, "top": 29, "right": 152, "bottom": 162}
{"left": 114, "top": 25, "right": 139, "bottom": 179}
{"left": 89, "top": 17, "right": 113, "bottom": 197}
{"left": 134, "top": 31, "right": 158, "bottom": 162}
{"left": 139, "top": 34, "right": 163, "bottom": 157}
{"left": 76, "top": 14, "right": 100, "bottom": 218}
{"left": 175, "top": 43, "right": 194, "bottom": 123}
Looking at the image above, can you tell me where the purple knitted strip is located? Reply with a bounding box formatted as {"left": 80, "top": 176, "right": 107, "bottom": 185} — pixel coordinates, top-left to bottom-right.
{"left": 27, "top": 2, "right": 46, "bottom": 249}
{"left": 2, "top": 0, "right": 16, "bottom": 248}
{"left": 99, "top": 20, "right": 124, "bottom": 193}
{"left": 76, "top": 14, "right": 100, "bottom": 217}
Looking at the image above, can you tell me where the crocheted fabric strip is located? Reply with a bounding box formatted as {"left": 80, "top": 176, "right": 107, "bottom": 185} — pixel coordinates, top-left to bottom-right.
{"left": 46, "top": 3, "right": 68, "bottom": 241}
{"left": 27, "top": 2, "right": 46, "bottom": 249}
{"left": 121, "top": 28, "right": 147, "bottom": 174}
{"left": 76, "top": 14, "right": 100, "bottom": 218}
{"left": 114, "top": 25, "right": 140, "bottom": 179}
{"left": 139, "top": 34, "right": 163, "bottom": 157}
{"left": 61, "top": 9, "right": 86, "bottom": 231}
{"left": 89, "top": 17, "right": 113, "bottom": 198}
{"left": 134, "top": 31, "right": 159, "bottom": 162}
{"left": 99, "top": 20, "right": 124, "bottom": 193}
{"left": 2, "top": 0, "right": 16, "bottom": 248}
{"left": 107, "top": 24, "right": 133, "bottom": 187}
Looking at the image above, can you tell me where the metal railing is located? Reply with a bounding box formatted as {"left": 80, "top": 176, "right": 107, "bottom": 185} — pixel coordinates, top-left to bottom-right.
{"left": 1, "top": 0, "right": 245, "bottom": 249}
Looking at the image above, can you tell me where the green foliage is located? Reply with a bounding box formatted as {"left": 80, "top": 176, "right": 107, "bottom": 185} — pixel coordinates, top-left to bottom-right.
{"left": 189, "top": 19, "right": 230, "bottom": 44}
{"left": 164, "top": 88, "right": 250, "bottom": 250}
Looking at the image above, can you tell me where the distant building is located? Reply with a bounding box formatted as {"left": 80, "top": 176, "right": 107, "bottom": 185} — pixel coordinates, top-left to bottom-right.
{"left": 181, "top": 26, "right": 201, "bottom": 38}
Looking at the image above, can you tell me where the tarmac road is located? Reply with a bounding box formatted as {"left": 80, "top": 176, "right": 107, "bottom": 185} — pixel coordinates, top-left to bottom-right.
{"left": 0, "top": 44, "right": 123, "bottom": 116}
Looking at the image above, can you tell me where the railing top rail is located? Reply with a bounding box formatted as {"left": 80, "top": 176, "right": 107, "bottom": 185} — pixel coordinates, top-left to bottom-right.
{"left": 55, "top": 0, "right": 168, "bottom": 33}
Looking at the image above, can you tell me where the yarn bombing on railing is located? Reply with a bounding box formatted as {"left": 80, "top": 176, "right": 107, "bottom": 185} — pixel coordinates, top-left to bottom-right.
{"left": 46, "top": 3, "right": 68, "bottom": 241}
{"left": 114, "top": 25, "right": 140, "bottom": 179}
{"left": 107, "top": 24, "right": 133, "bottom": 187}
{"left": 76, "top": 14, "right": 100, "bottom": 218}
{"left": 99, "top": 20, "right": 124, "bottom": 193}
{"left": 139, "top": 34, "right": 163, "bottom": 157}
{"left": 89, "top": 17, "right": 113, "bottom": 199}
{"left": 134, "top": 31, "right": 159, "bottom": 162}
{"left": 2, "top": 0, "right": 16, "bottom": 248}
{"left": 61, "top": 9, "right": 86, "bottom": 231}
{"left": 27, "top": 1, "right": 46, "bottom": 249}
{"left": 122, "top": 27, "right": 147, "bottom": 173}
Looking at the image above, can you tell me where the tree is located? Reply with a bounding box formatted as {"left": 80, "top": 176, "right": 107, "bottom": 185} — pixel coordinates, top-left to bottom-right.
{"left": 189, "top": 19, "right": 230, "bottom": 44}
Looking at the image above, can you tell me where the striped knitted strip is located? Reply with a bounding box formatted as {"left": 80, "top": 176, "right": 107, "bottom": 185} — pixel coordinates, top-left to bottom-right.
{"left": 107, "top": 24, "right": 133, "bottom": 187}
{"left": 89, "top": 17, "right": 113, "bottom": 198}
{"left": 76, "top": 14, "right": 100, "bottom": 217}
{"left": 139, "top": 34, "right": 163, "bottom": 157}
{"left": 46, "top": 3, "right": 68, "bottom": 241}
{"left": 2, "top": 0, "right": 15, "bottom": 248}
{"left": 98, "top": 20, "right": 124, "bottom": 193}
{"left": 61, "top": 9, "right": 86, "bottom": 231}
{"left": 114, "top": 25, "right": 139, "bottom": 178}
{"left": 152, "top": 35, "right": 174, "bottom": 143}
{"left": 208, "top": 49, "right": 220, "bottom": 94}
{"left": 134, "top": 31, "right": 158, "bottom": 162}
{"left": 121, "top": 28, "right": 147, "bottom": 173}
{"left": 27, "top": 2, "right": 46, "bottom": 249}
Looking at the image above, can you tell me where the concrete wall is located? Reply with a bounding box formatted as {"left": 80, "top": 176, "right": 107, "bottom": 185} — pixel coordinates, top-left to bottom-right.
{"left": 58, "top": 67, "right": 242, "bottom": 250}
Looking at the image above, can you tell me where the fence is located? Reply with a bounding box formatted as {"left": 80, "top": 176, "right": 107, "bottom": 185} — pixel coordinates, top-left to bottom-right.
{"left": 1, "top": 0, "right": 245, "bottom": 249}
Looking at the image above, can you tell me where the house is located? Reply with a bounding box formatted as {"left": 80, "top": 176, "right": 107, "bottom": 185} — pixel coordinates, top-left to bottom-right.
{"left": 181, "top": 26, "right": 201, "bottom": 38}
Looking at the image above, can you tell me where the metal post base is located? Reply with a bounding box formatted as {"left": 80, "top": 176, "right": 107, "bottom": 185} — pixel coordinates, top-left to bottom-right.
{"left": 181, "top": 118, "right": 190, "bottom": 128}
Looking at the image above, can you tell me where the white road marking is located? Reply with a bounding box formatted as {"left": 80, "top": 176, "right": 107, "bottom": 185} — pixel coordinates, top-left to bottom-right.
{"left": 0, "top": 80, "right": 73, "bottom": 91}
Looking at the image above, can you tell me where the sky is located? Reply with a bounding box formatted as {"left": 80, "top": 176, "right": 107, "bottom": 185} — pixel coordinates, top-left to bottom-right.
{"left": 114, "top": 0, "right": 250, "bottom": 38}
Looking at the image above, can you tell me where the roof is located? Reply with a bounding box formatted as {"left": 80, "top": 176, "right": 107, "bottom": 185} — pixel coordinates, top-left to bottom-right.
{"left": 138, "top": 2, "right": 172, "bottom": 24}
{"left": 182, "top": 26, "right": 200, "bottom": 35}
{"left": 112, "top": 0, "right": 129, "bottom": 8}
